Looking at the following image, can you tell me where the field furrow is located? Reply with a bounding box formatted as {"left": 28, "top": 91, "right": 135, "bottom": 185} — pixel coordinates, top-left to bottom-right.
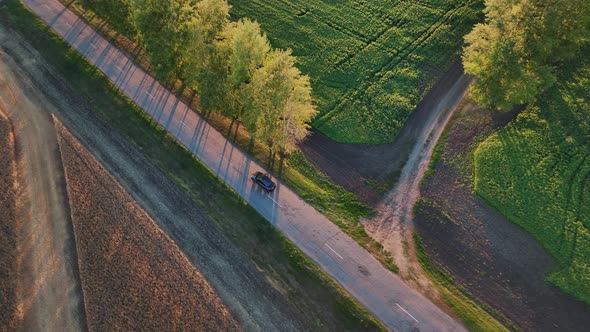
{"left": 56, "top": 119, "right": 239, "bottom": 331}
{"left": 0, "top": 110, "right": 18, "bottom": 331}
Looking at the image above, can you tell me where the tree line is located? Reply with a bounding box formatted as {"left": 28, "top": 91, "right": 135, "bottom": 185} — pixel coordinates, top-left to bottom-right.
{"left": 462, "top": 0, "right": 590, "bottom": 110}
{"left": 81, "top": 0, "right": 317, "bottom": 166}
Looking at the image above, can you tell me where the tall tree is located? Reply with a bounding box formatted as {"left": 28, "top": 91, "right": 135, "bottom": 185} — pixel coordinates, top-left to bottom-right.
{"left": 182, "top": 0, "right": 231, "bottom": 115}
{"left": 133, "top": 0, "right": 196, "bottom": 82}
{"left": 81, "top": 0, "right": 137, "bottom": 38}
{"left": 252, "top": 50, "right": 317, "bottom": 166}
{"left": 223, "top": 19, "right": 270, "bottom": 137}
{"left": 462, "top": 0, "right": 590, "bottom": 110}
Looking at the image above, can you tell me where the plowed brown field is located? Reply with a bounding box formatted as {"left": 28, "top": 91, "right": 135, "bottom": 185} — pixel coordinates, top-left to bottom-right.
{"left": 56, "top": 119, "right": 238, "bottom": 331}
{"left": 0, "top": 110, "right": 18, "bottom": 330}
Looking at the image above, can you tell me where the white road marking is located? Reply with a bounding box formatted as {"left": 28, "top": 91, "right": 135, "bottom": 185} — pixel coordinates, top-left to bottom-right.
{"left": 266, "top": 193, "right": 283, "bottom": 208}
{"left": 115, "top": 64, "right": 125, "bottom": 72}
{"left": 179, "top": 121, "right": 189, "bottom": 129}
{"left": 325, "top": 243, "right": 344, "bottom": 260}
{"left": 146, "top": 91, "right": 155, "bottom": 99}
{"left": 396, "top": 303, "right": 419, "bottom": 323}
{"left": 89, "top": 41, "right": 98, "bottom": 49}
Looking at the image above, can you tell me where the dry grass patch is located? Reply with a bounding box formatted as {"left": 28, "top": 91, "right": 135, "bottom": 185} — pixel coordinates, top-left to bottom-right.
{"left": 56, "top": 119, "right": 238, "bottom": 331}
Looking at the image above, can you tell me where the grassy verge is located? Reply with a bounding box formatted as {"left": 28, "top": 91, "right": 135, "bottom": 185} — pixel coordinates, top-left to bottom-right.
{"left": 1, "top": 0, "right": 384, "bottom": 330}
{"left": 56, "top": 0, "right": 398, "bottom": 273}
{"left": 412, "top": 224, "right": 513, "bottom": 332}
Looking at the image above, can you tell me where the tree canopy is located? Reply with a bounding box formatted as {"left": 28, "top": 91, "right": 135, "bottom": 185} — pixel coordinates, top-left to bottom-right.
{"left": 123, "top": 0, "right": 316, "bottom": 161}
{"left": 253, "top": 49, "right": 317, "bottom": 155}
{"left": 462, "top": 0, "right": 590, "bottom": 110}
{"left": 224, "top": 19, "right": 270, "bottom": 130}
{"left": 132, "top": 0, "right": 197, "bottom": 81}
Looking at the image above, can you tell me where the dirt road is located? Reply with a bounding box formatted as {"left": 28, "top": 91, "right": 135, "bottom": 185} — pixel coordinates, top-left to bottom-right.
{"left": 0, "top": 50, "right": 86, "bottom": 330}
{"left": 363, "top": 74, "right": 472, "bottom": 296}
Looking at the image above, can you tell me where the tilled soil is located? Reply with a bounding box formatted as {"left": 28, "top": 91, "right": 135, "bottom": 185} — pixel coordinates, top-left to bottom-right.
{"left": 0, "top": 110, "right": 18, "bottom": 330}
{"left": 0, "top": 48, "right": 86, "bottom": 331}
{"left": 56, "top": 119, "right": 239, "bottom": 331}
{"left": 415, "top": 100, "right": 590, "bottom": 331}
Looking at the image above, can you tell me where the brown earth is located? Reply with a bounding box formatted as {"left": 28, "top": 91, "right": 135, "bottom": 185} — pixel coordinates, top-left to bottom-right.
{"left": 56, "top": 119, "right": 238, "bottom": 331}
{"left": 0, "top": 110, "right": 18, "bottom": 331}
{"left": 0, "top": 48, "right": 86, "bottom": 331}
{"left": 415, "top": 99, "right": 590, "bottom": 331}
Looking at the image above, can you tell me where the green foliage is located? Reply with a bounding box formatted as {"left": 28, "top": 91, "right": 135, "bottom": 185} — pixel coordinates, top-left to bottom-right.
{"left": 80, "top": 0, "right": 137, "bottom": 37}
{"left": 132, "top": 0, "right": 196, "bottom": 81}
{"left": 183, "top": 0, "right": 231, "bottom": 114}
{"left": 229, "top": 0, "right": 483, "bottom": 143}
{"left": 474, "top": 59, "right": 590, "bottom": 303}
{"left": 223, "top": 19, "right": 270, "bottom": 128}
{"left": 463, "top": 0, "right": 590, "bottom": 110}
{"left": 252, "top": 49, "right": 317, "bottom": 154}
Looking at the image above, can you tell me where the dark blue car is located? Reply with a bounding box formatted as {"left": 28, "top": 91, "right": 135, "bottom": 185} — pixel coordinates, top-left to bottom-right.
{"left": 251, "top": 171, "right": 276, "bottom": 192}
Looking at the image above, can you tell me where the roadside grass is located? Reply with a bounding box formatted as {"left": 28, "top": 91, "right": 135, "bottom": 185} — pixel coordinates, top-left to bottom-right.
{"left": 474, "top": 59, "right": 590, "bottom": 305}
{"left": 412, "top": 223, "right": 513, "bottom": 332}
{"left": 230, "top": 0, "right": 483, "bottom": 143}
{"left": 55, "top": 0, "right": 399, "bottom": 274}
{"left": 0, "top": 1, "right": 385, "bottom": 330}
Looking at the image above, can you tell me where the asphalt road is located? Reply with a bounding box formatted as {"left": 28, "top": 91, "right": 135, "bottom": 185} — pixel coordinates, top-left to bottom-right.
{"left": 23, "top": 0, "right": 467, "bottom": 330}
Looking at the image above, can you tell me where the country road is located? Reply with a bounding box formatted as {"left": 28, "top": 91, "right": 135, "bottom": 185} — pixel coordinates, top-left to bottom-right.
{"left": 21, "top": 0, "right": 468, "bottom": 330}
{"left": 365, "top": 74, "right": 472, "bottom": 292}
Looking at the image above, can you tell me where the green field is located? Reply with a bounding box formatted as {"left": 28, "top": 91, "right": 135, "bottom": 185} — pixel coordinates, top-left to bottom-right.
{"left": 229, "top": 0, "right": 482, "bottom": 143}
{"left": 474, "top": 60, "right": 590, "bottom": 304}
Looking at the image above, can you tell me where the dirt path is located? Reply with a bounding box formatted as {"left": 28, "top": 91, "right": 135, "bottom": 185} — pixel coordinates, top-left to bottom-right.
{"left": 0, "top": 50, "right": 86, "bottom": 331}
{"left": 363, "top": 74, "right": 472, "bottom": 297}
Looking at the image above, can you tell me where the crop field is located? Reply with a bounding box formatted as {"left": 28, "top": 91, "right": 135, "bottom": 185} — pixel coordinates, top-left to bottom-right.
{"left": 474, "top": 61, "right": 590, "bottom": 304}
{"left": 229, "top": 0, "right": 482, "bottom": 143}
{"left": 57, "top": 121, "right": 238, "bottom": 331}
{"left": 0, "top": 113, "right": 17, "bottom": 330}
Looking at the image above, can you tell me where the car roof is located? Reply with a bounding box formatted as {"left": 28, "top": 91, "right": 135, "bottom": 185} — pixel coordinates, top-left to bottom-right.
{"left": 259, "top": 174, "right": 274, "bottom": 186}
